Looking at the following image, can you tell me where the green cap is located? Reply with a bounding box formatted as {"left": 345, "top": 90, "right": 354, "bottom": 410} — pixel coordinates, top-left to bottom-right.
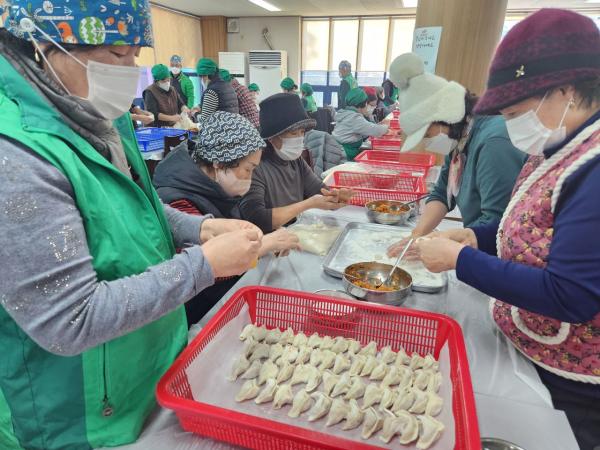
{"left": 248, "top": 83, "right": 260, "bottom": 92}
{"left": 280, "top": 77, "right": 297, "bottom": 91}
{"left": 345, "top": 87, "right": 368, "bottom": 106}
{"left": 151, "top": 64, "right": 171, "bottom": 81}
{"left": 300, "top": 83, "right": 314, "bottom": 96}
{"left": 196, "top": 58, "right": 218, "bottom": 76}
{"left": 218, "top": 68, "right": 232, "bottom": 82}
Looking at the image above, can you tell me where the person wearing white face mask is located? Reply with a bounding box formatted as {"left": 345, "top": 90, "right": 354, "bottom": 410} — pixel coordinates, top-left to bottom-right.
{"left": 240, "top": 93, "right": 354, "bottom": 233}
{"left": 0, "top": 2, "right": 265, "bottom": 448}
{"left": 387, "top": 53, "right": 526, "bottom": 256}
{"left": 143, "top": 63, "right": 188, "bottom": 127}
{"left": 153, "top": 112, "right": 301, "bottom": 325}
{"left": 169, "top": 54, "right": 195, "bottom": 109}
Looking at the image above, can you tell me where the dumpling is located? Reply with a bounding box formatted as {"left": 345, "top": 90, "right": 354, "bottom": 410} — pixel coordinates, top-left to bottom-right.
{"left": 265, "top": 328, "right": 282, "bottom": 344}
{"left": 425, "top": 391, "right": 443, "bottom": 417}
{"left": 305, "top": 367, "right": 322, "bottom": 392}
{"left": 273, "top": 383, "right": 294, "bottom": 409}
{"left": 413, "top": 369, "right": 433, "bottom": 391}
{"left": 330, "top": 372, "right": 352, "bottom": 398}
{"left": 276, "top": 361, "right": 295, "bottom": 384}
{"left": 242, "top": 336, "right": 257, "bottom": 358}
{"left": 409, "top": 388, "right": 428, "bottom": 414}
{"left": 241, "top": 360, "right": 262, "bottom": 380}
{"left": 409, "top": 353, "right": 426, "bottom": 370}
{"left": 258, "top": 360, "right": 279, "bottom": 386}
{"left": 325, "top": 398, "right": 348, "bottom": 427}
{"left": 279, "top": 345, "right": 299, "bottom": 365}
{"left": 252, "top": 325, "right": 268, "bottom": 342}
{"left": 331, "top": 336, "right": 349, "bottom": 354}
{"left": 378, "top": 387, "right": 396, "bottom": 411}
{"left": 235, "top": 379, "right": 260, "bottom": 402}
{"left": 427, "top": 371, "right": 442, "bottom": 393}
{"left": 293, "top": 332, "right": 308, "bottom": 347}
{"left": 359, "top": 355, "right": 378, "bottom": 377}
{"left": 395, "top": 347, "right": 411, "bottom": 366}
{"left": 398, "top": 366, "right": 414, "bottom": 389}
{"left": 358, "top": 341, "right": 378, "bottom": 357}
{"left": 239, "top": 324, "right": 255, "bottom": 341}
{"left": 280, "top": 327, "right": 295, "bottom": 345}
{"left": 361, "top": 407, "right": 383, "bottom": 439}
{"left": 268, "top": 343, "right": 284, "bottom": 362}
{"left": 255, "top": 378, "right": 277, "bottom": 404}
{"left": 288, "top": 389, "right": 312, "bottom": 418}
{"left": 318, "top": 350, "right": 337, "bottom": 371}
{"left": 290, "top": 364, "right": 312, "bottom": 386}
{"left": 319, "top": 335, "right": 335, "bottom": 350}
{"left": 332, "top": 353, "right": 351, "bottom": 375}
{"left": 349, "top": 355, "right": 366, "bottom": 376}
{"left": 362, "top": 384, "right": 384, "bottom": 409}
{"left": 369, "top": 362, "right": 389, "bottom": 381}
{"left": 347, "top": 339, "right": 361, "bottom": 355}
{"left": 307, "top": 332, "right": 322, "bottom": 348}
{"left": 422, "top": 354, "right": 439, "bottom": 372}
{"left": 296, "top": 345, "right": 312, "bottom": 364}
{"left": 416, "top": 415, "right": 445, "bottom": 449}
{"left": 307, "top": 392, "right": 332, "bottom": 422}
{"left": 396, "top": 409, "right": 419, "bottom": 445}
{"left": 249, "top": 343, "right": 270, "bottom": 362}
{"left": 379, "top": 409, "right": 404, "bottom": 444}
{"left": 380, "top": 346, "right": 397, "bottom": 364}
{"left": 322, "top": 370, "right": 340, "bottom": 396}
{"left": 380, "top": 365, "right": 405, "bottom": 388}
{"left": 309, "top": 348, "right": 322, "bottom": 367}
{"left": 392, "top": 386, "right": 416, "bottom": 413}
{"left": 228, "top": 354, "right": 250, "bottom": 381}
{"left": 342, "top": 399, "right": 365, "bottom": 430}
{"left": 344, "top": 376, "right": 366, "bottom": 400}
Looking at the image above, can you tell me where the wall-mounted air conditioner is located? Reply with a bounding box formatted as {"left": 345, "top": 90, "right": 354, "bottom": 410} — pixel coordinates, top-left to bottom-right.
{"left": 248, "top": 50, "right": 288, "bottom": 102}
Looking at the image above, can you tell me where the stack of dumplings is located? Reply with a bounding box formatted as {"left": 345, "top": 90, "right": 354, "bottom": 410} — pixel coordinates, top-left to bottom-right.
{"left": 230, "top": 324, "right": 445, "bottom": 449}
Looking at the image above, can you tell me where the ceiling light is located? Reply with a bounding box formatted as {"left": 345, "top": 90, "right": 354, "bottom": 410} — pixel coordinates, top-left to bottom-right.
{"left": 403, "top": 0, "right": 418, "bottom": 7}
{"left": 248, "top": 0, "right": 281, "bottom": 12}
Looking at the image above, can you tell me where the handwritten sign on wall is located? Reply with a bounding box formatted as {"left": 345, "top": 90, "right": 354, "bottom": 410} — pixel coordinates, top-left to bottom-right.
{"left": 412, "top": 26, "right": 443, "bottom": 73}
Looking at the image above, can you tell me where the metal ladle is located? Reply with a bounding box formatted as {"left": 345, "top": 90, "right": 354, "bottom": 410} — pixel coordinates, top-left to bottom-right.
{"left": 376, "top": 237, "right": 414, "bottom": 288}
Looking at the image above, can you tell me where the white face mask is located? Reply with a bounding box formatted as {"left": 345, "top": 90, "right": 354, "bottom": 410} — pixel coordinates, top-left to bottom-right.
{"left": 366, "top": 105, "right": 375, "bottom": 115}
{"left": 158, "top": 81, "right": 171, "bottom": 92}
{"left": 216, "top": 169, "right": 252, "bottom": 197}
{"left": 505, "top": 93, "right": 571, "bottom": 156}
{"left": 170, "top": 67, "right": 181, "bottom": 76}
{"left": 27, "top": 25, "right": 140, "bottom": 121}
{"left": 423, "top": 130, "right": 457, "bottom": 155}
{"left": 277, "top": 136, "right": 305, "bottom": 161}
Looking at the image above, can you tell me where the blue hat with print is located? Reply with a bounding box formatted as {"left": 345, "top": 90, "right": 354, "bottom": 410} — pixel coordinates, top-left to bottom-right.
{"left": 2, "top": 0, "right": 154, "bottom": 46}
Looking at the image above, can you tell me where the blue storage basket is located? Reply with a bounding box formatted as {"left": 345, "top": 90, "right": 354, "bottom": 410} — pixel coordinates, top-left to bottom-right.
{"left": 135, "top": 127, "right": 189, "bottom": 152}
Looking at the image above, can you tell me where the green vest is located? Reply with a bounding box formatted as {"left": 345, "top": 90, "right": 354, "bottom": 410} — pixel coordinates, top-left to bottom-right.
{"left": 343, "top": 74, "right": 358, "bottom": 90}
{"left": 0, "top": 56, "right": 188, "bottom": 449}
{"left": 304, "top": 94, "right": 317, "bottom": 113}
{"left": 384, "top": 86, "right": 399, "bottom": 106}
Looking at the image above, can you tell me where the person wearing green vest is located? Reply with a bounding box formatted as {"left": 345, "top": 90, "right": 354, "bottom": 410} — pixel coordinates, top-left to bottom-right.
{"left": 0, "top": 2, "right": 263, "bottom": 449}
{"left": 169, "top": 54, "right": 195, "bottom": 109}
{"left": 333, "top": 88, "right": 389, "bottom": 161}
{"left": 248, "top": 82, "right": 260, "bottom": 104}
{"left": 300, "top": 83, "right": 318, "bottom": 113}
{"left": 338, "top": 60, "right": 358, "bottom": 110}
{"left": 280, "top": 77, "right": 298, "bottom": 94}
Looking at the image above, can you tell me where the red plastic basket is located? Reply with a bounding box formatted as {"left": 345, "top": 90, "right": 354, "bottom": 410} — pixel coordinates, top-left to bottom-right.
{"left": 370, "top": 136, "right": 403, "bottom": 151}
{"left": 389, "top": 118, "right": 401, "bottom": 130}
{"left": 330, "top": 171, "right": 427, "bottom": 206}
{"left": 157, "top": 286, "right": 480, "bottom": 450}
{"left": 355, "top": 150, "right": 436, "bottom": 170}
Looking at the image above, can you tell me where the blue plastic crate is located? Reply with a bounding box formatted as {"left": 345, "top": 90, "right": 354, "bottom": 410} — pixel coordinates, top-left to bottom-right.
{"left": 135, "top": 127, "right": 189, "bottom": 153}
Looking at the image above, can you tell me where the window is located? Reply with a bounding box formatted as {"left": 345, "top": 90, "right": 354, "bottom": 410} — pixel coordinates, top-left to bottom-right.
{"left": 389, "top": 18, "right": 416, "bottom": 65}
{"left": 302, "top": 20, "right": 330, "bottom": 71}
{"left": 359, "top": 19, "right": 390, "bottom": 72}
{"left": 330, "top": 19, "right": 359, "bottom": 70}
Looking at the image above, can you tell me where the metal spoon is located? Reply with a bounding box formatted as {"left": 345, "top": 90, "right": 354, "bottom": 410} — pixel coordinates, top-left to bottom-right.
{"left": 377, "top": 238, "right": 414, "bottom": 288}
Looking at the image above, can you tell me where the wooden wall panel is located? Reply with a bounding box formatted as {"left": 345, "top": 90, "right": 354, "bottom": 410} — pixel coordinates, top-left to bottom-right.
{"left": 201, "top": 16, "right": 228, "bottom": 62}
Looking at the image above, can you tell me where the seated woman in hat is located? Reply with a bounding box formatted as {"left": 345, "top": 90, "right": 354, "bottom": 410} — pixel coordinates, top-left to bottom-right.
{"left": 153, "top": 112, "right": 300, "bottom": 324}
{"left": 387, "top": 52, "right": 526, "bottom": 256}
{"left": 412, "top": 10, "right": 600, "bottom": 449}
{"left": 239, "top": 94, "right": 353, "bottom": 233}
{"left": 333, "top": 87, "right": 389, "bottom": 161}
{"left": 143, "top": 64, "right": 187, "bottom": 127}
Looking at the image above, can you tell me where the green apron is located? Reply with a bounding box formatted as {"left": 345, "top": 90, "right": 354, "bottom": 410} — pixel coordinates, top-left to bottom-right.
{"left": 340, "top": 139, "right": 365, "bottom": 161}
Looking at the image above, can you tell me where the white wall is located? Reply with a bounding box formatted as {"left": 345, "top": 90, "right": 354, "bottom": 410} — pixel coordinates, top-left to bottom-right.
{"left": 227, "top": 16, "right": 301, "bottom": 83}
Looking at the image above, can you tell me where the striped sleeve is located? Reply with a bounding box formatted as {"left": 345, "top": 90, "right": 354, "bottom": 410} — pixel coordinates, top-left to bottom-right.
{"left": 200, "top": 90, "right": 219, "bottom": 123}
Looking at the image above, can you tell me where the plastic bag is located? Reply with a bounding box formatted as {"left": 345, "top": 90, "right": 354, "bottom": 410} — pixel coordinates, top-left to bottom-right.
{"left": 288, "top": 222, "right": 343, "bottom": 256}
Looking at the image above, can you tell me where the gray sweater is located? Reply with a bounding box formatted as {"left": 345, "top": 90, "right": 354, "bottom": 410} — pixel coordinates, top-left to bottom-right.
{"left": 332, "top": 108, "right": 388, "bottom": 143}
{"left": 304, "top": 130, "right": 346, "bottom": 178}
{"left": 0, "top": 138, "right": 215, "bottom": 356}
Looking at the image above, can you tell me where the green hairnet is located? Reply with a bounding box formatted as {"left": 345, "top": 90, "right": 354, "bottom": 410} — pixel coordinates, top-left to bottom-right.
{"left": 300, "top": 83, "right": 314, "bottom": 96}
{"left": 345, "top": 87, "right": 368, "bottom": 106}
{"left": 196, "top": 58, "right": 218, "bottom": 76}
{"left": 280, "top": 77, "right": 297, "bottom": 90}
{"left": 151, "top": 64, "right": 170, "bottom": 81}
{"left": 248, "top": 83, "right": 260, "bottom": 92}
{"left": 218, "top": 69, "right": 232, "bottom": 82}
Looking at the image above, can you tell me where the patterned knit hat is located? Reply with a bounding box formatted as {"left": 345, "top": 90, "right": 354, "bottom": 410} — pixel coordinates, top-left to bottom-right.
{"left": 475, "top": 9, "right": 600, "bottom": 115}
{"left": 194, "top": 112, "right": 265, "bottom": 164}
{"left": 3, "top": 0, "right": 154, "bottom": 46}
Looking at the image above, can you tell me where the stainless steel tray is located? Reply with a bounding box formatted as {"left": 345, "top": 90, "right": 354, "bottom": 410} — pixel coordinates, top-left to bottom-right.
{"left": 322, "top": 222, "right": 448, "bottom": 294}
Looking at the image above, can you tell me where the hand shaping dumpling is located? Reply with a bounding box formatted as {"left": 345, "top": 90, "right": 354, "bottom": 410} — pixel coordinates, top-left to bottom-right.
{"left": 349, "top": 355, "right": 366, "bottom": 376}
{"left": 268, "top": 343, "right": 284, "bottom": 362}
{"left": 359, "top": 355, "right": 379, "bottom": 377}
{"left": 395, "top": 347, "right": 411, "bottom": 366}
{"left": 344, "top": 376, "right": 366, "bottom": 400}
{"left": 362, "top": 384, "right": 384, "bottom": 409}
{"left": 249, "top": 343, "right": 270, "bottom": 362}
{"left": 369, "top": 362, "right": 389, "bottom": 381}
{"left": 293, "top": 332, "right": 308, "bottom": 347}
{"left": 308, "top": 392, "right": 332, "bottom": 422}
{"left": 318, "top": 350, "right": 336, "bottom": 371}
{"left": 296, "top": 345, "right": 312, "bottom": 365}
{"left": 331, "top": 336, "right": 349, "bottom": 354}
{"left": 396, "top": 409, "right": 419, "bottom": 445}
{"left": 416, "top": 414, "right": 445, "bottom": 449}
{"left": 342, "top": 399, "right": 365, "bottom": 431}
{"left": 361, "top": 407, "right": 384, "bottom": 439}
{"left": 332, "top": 353, "right": 351, "bottom": 375}
{"left": 330, "top": 372, "right": 352, "bottom": 398}
{"left": 409, "top": 388, "right": 428, "bottom": 414}
{"left": 241, "top": 359, "right": 262, "bottom": 380}
{"left": 258, "top": 360, "right": 279, "bottom": 386}
{"left": 265, "top": 328, "right": 282, "bottom": 344}
{"left": 380, "top": 346, "right": 397, "bottom": 364}
{"left": 358, "top": 341, "right": 378, "bottom": 357}
{"left": 255, "top": 378, "right": 277, "bottom": 404}
{"left": 325, "top": 397, "right": 348, "bottom": 427}
{"left": 425, "top": 391, "right": 443, "bottom": 416}
{"left": 307, "top": 332, "right": 322, "bottom": 348}
{"left": 288, "top": 389, "right": 313, "bottom": 418}
{"left": 392, "top": 386, "right": 416, "bottom": 413}
{"left": 228, "top": 354, "right": 250, "bottom": 381}
{"left": 235, "top": 379, "right": 260, "bottom": 402}
{"left": 276, "top": 361, "right": 295, "bottom": 384}
{"left": 273, "top": 383, "right": 294, "bottom": 409}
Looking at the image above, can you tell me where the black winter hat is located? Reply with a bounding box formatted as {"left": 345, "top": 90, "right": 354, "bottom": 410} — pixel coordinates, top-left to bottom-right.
{"left": 259, "top": 93, "right": 316, "bottom": 140}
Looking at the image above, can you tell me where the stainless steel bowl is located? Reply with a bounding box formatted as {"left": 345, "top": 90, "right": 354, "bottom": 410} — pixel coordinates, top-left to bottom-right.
{"left": 343, "top": 261, "right": 412, "bottom": 306}
{"left": 365, "top": 200, "right": 412, "bottom": 226}
{"left": 481, "top": 438, "right": 526, "bottom": 450}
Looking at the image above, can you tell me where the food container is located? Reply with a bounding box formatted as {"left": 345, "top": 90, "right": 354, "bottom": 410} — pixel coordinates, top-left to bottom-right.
{"left": 343, "top": 261, "right": 413, "bottom": 305}
{"left": 481, "top": 438, "right": 526, "bottom": 450}
{"left": 365, "top": 199, "right": 412, "bottom": 225}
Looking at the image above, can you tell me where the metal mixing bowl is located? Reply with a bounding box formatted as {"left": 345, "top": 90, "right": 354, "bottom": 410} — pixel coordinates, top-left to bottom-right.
{"left": 481, "top": 438, "right": 526, "bottom": 450}
{"left": 365, "top": 200, "right": 412, "bottom": 226}
{"left": 343, "top": 262, "right": 412, "bottom": 306}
